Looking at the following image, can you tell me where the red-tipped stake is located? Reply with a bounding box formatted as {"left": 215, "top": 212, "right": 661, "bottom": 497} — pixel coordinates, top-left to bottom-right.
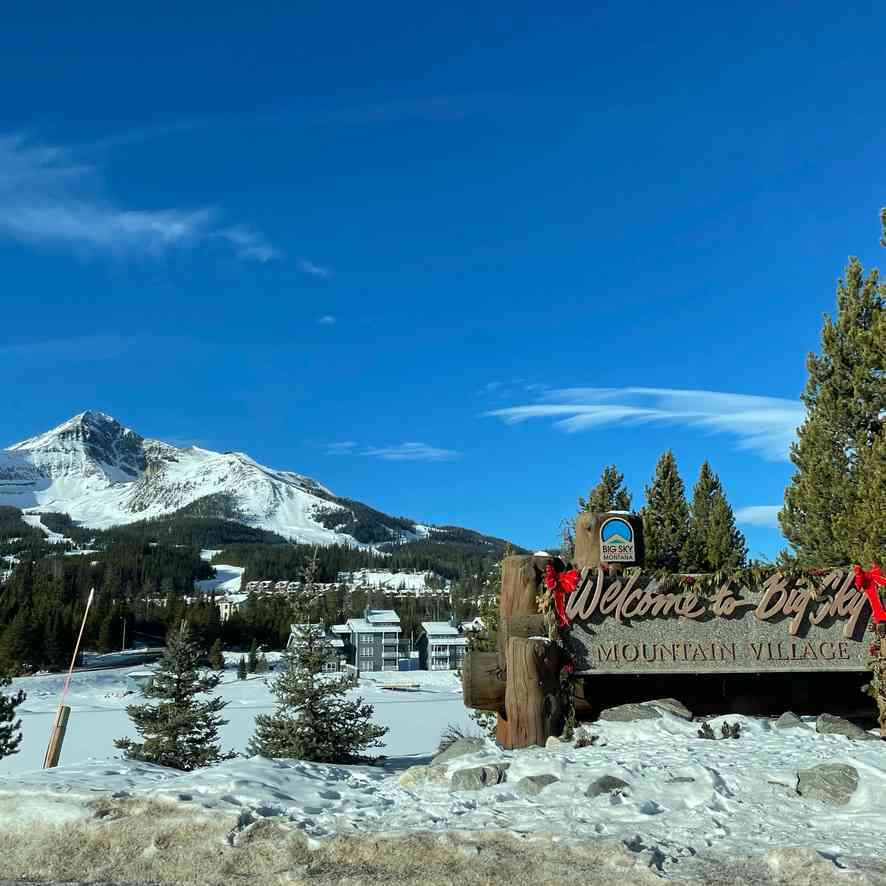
{"left": 43, "top": 587, "right": 94, "bottom": 769}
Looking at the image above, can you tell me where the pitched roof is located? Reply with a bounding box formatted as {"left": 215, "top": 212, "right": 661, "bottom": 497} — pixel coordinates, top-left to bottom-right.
{"left": 365, "top": 609, "right": 400, "bottom": 624}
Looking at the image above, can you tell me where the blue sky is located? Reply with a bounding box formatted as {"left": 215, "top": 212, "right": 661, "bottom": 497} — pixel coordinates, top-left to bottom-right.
{"left": 1, "top": 2, "right": 884, "bottom": 558}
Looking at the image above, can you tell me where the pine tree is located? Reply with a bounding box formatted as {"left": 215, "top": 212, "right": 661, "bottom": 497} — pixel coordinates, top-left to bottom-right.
{"left": 248, "top": 550, "right": 388, "bottom": 763}
{"left": 247, "top": 639, "right": 258, "bottom": 674}
{"left": 780, "top": 244, "right": 885, "bottom": 564}
{"left": 705, "top": 491, "right": 748, "bottom": 571}
{"left": 209, "top": 638, "right": 225, "bottom": 671}
{"left": 115, "top": 621, "right": 235, "bottom": 770}
{"left": 237, "top": 655, "right": 247, "bottom": 680}
{"left": 578, "top": 464, "right": 633, "bottom": 513}
{"left": 0, "top": 675, "right": 25, "bottom": 760}
{"left": 641, "top": 450, "right": 691, "bottom": 571}
{"left": 256, "top": 652, "right": 269, "bottom": 674}
{"left": 682, "top": 462, "right": 747, "bottom": 571}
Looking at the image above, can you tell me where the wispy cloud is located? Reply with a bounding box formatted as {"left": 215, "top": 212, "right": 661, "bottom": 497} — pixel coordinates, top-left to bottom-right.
{"left": 217, "top": 225, "right": 281, "bottom": 262}
{"left": 326, "top": 441, "right": 461, "bottom": 462}
{"left": 0, "top": 133, "right": 276, "bottom": 260}
{"left": 0, "top": 333, "right": 200, "bottom": 362}
{"left": 299, "top": 259, "right": 332, "bottom": 278}
{"left": 316, "top": 315, "right": 336, "bottom": 325}
{"left": 325, "top": 441, "right": 357, "bottom": 455}
{"left": 484, "top": 386, "right": 805, "bottom": 461}
{"left": 735, "top": 505, "right": 782, "bottom": 528}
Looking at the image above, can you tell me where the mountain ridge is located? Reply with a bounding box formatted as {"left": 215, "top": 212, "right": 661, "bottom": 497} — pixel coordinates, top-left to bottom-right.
{"left": 0, "top": 411, "right": 510, "bottom": 552}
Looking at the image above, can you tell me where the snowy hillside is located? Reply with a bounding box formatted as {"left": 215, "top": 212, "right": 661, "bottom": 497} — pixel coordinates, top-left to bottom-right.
{"left": 0, "top": 411, "right": 499, "bottom": 550}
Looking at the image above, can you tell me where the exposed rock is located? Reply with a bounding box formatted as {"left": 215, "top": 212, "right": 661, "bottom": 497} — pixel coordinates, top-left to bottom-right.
{"left": 816, "top": 713, "right": 879, "bottom": 741}
{"left": 545, "top": 736, "right": 566, "bottom": 750}
{"left": 775, "top": 711, "right": 807, "bottom": 730}
{"left": 665, "top": 776, "right": 696, "bottom": 784}
{"left": 796, "top": 763, "right": 859, "bottom": 806}
{"left": 646, "top": 698, "right": 693, "bottom": 720}
{"left": 397, "top": 765, "right": 451, "bottom": 788}
{"left": 599, "top": 703, "right": 661, "bottom": 722}
{"left": 450, "top": 763, "right": 510, "bottom": 791}
{"left": 515, "top": 774, "right": 560, "bottom": 796}
{"left": 431, "top": 737, "right": 486, "bottom": 767}
{"left": 586, "top": 775, "right": 630, "bottom": 798}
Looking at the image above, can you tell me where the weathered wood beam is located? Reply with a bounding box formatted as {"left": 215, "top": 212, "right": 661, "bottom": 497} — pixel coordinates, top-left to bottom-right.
{"left": 503, "top": 637, "right": 564, "bottom": 749}
{"left": 497, "top": 613, "right": 547, "bottom": 671}
{"left": 461, "top": 650, "right": 506, "bottom": 712}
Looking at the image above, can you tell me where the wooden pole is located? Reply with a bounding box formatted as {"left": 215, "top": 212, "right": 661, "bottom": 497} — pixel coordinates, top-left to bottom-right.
{"left": 503, "top": 637, "right": 564, "bottom": 749}
{"left": 42, "top": 705, "right": 70, "bottom": 769}
{"left": 43, "top": 587, "right": 94, "bottom": 769}
{"left": 462, "top": 650, "right": 506, "bottom": 711}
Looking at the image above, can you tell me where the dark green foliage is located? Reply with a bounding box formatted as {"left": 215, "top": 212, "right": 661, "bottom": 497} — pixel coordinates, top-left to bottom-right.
{"left": 209, "top": 638, "right": 225, "bottom": 670}
{"left": 256, "top": 652, "right": 269, "bottom": 674}
{"left": 697, "top": 722, "right": 715, "bottom": 740}
{"left": 115, "top": 622, "right": 235, "bottom": 770}
{"left": 683, "top": 462, "right": 747, "bottom": 572}
{"left": 237, "top": 656, "right": 247, "bottom": 680}
{"left": 578, "top": 465, "right": 633, "bottom": 513}
{"left": 247, "top": 639, "right": 258, "bottom": 673}
{"left": 248, "top": 553, "right": 388, "bottom": 763}
{"left": 780, "top": 250, "right": 885, "bottom": 564}
{"left": 0, "top": 674, "right": 25, "bottom": 760}
{"left": 641, "top": 451, "right": 691, "bottom": 571}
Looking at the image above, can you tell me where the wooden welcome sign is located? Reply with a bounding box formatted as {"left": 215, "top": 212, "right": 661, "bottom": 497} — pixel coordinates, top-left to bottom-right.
{"left": 461, "top": 511, "right": 879, "bottom": 750}
{"left": 564, "top": 567, "right": 869, "bottom": 675}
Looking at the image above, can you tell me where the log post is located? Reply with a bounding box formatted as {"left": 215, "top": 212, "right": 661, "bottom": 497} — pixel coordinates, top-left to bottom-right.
{"left": 503, "top": 637, "right": 564, "bottom": 748}
{"left": 42, "top": 705, "right": 70, "bottom": 769}
{"left": 461, "top": 651, "right": 506, "bottom": 712}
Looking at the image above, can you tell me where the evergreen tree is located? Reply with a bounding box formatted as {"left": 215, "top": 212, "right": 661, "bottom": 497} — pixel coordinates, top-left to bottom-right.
{"left": 641, "top": 450, "right": 690, "bottom": 571}
{"left": 256, "top": 652, "right": 269, "bottom": 674}
{"left": 209, "top": 638, "right": 225, "bottom": 671}
{"left": 578, "top": 464, "right": 633, "bottom": 513}
{"left": 115, "top": 621, "right": 235, "bottom": 770}
{"left": 0, "top": 675, "right": 25, "bottom": 760}
{"left": 780, "top": 245, "right": 885, "bottom": 564}
{"left": 705, "top": 492, "right": 748, "bottom": 571}
{"left": 247, "top": 639, "right": 258, "bottom": 674}
{"left": 682, "top": 462, "right": 747, "bottom": 571}
{"left": 237, "top": 655, "right": 247, "bottom": 680}
{"left": 248, "top": 551, "right": 388, "bottom": 763}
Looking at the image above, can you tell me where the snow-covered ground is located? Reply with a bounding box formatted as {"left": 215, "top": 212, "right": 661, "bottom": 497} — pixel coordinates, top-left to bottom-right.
{"left": 0, "top": 664, "right": 472, "bottom": 776}
{"left": 2, "top": 691, "right": 886, "bottom": 880}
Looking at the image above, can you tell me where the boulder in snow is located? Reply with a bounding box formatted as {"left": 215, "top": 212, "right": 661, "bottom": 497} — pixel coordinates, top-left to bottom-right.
{"left": 774, "top": 711, "right": 807, "bottom": 730}
{"left": 599, "top": 703, "right": 661, "bottom": 722}
{"left": 431, "top": 737, "right": 486, "bottom": 767}
{"left": 397, "top": 765, "right": 451, "bottom": 788}
{"left": 646, "top": 698, "right": 693, "bottom": 720}
{"left": 515, "top": 774, "right": 560, "bottom": 796}
{"left": 796, "top": 763, "right": 859, "bottom": 806}
{"left": 815, "top": 713, "right": 879, "bottom": 741}
{"left": 450, "top": 763, "right": 510, "bottom": 791}
{"left": 586, "top": 774, "right": 630, "bottom": 798}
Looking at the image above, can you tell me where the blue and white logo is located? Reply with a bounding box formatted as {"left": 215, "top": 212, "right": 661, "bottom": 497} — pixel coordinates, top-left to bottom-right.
{"left": 600, "top": 517, "right": 635, "bottom": 562}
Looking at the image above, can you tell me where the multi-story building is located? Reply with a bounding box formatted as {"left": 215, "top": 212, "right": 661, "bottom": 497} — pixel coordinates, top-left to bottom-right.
{"left": 286, "top": 624, "right": 348, "bottom": 672}
{"left": 416, "top": 621, "right": 468, "bottom": 671}
{"left": 343, "top": 609, "right": 401, "bottom": 672}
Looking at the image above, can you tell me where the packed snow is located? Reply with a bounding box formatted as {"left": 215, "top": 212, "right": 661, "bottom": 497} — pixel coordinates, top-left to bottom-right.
{"left": 2, "top": 662, "right": 886, "bottom": 878}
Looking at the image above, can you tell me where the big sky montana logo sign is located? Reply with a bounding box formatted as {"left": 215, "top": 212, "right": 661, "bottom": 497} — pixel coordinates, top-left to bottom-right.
{"left": 562, "top": 568, "right": 871, "bottom": 675}
{"left": 599, "top": 516, "right": 635, "bottom": 563}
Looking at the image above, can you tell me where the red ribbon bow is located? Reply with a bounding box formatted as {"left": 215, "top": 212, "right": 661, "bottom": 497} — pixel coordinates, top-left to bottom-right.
{"left": 544, "top": 563, "right": 579, "bottom": 627}
{"left": 854, "top": 563, "right": 886, "bottom": 624}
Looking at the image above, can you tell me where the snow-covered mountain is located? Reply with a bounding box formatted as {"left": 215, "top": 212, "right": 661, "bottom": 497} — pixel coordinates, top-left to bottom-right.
{"left": 0, "top": 411, "right": 449, "bottom": 547}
